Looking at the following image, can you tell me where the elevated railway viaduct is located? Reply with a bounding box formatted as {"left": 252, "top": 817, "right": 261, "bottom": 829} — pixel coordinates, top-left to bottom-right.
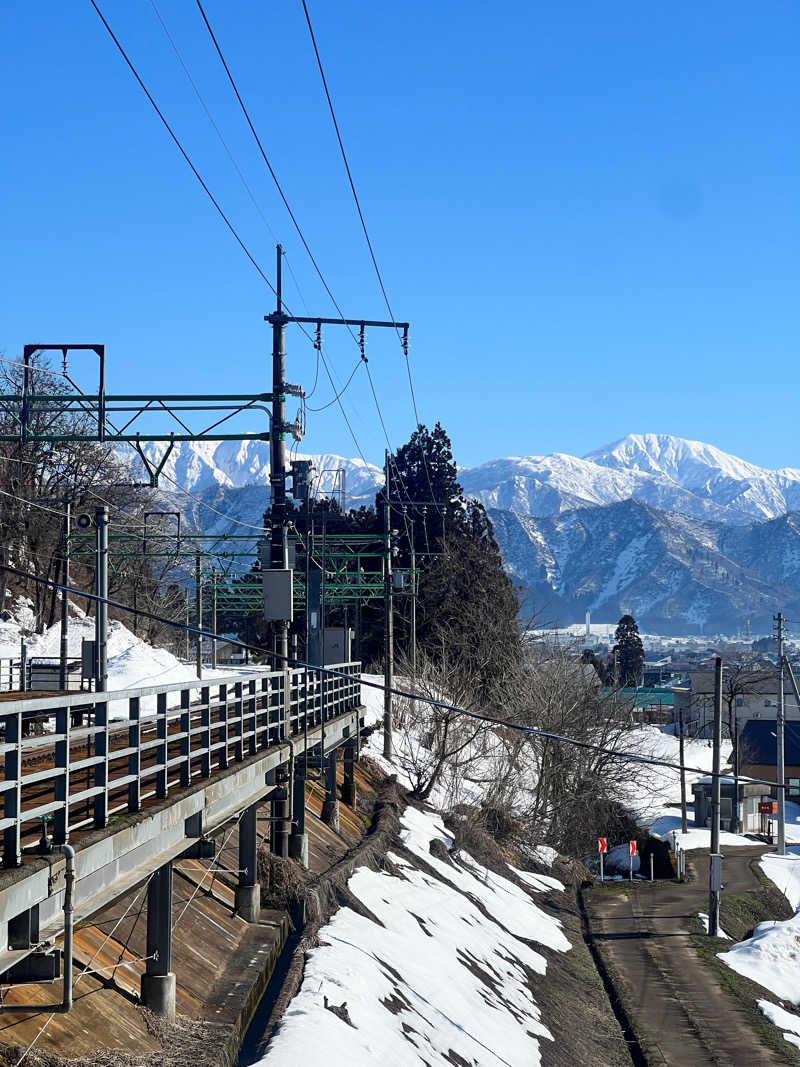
{"left": 0, "top": 662, "right": 364, "bottom": 1022}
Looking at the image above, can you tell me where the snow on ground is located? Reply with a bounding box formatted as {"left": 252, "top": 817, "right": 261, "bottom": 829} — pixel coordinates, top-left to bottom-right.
{"left": 719, "top": 913, "right": 800, "bottom": 1007}
{"left": 759, "top": 1001, "right": 800, "bottom": 1051}
{"left": 697, "top": 913, "right": 730, "bottom": 939}
{"left": 0, "top": 613, "right": 265, "bottom": 717}
{"left": 617, "top": 724, "right": 731, "bottom": 828}
{"left": 259, "top": 805, "right": 571, "bottom": 1067}
{"left": 760, "top": 849, "right": 800, "bottom": 910}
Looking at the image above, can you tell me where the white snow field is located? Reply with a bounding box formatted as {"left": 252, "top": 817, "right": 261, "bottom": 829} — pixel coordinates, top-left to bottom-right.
{"left": 0, "top": 610, "right": 262, "bottom": 717}
{"left": 259, "top": 805, "right": 571, "bottom": 1067}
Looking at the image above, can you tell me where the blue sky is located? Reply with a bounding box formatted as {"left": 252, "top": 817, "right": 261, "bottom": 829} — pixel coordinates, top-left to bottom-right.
{"left": 1, "top": 2, "right": 798, "bottom": 471}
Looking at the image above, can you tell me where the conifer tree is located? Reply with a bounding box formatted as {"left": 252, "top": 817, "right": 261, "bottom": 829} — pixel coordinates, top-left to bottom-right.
{"left": 613, "top": 614, "right": 644, "bottom": 686}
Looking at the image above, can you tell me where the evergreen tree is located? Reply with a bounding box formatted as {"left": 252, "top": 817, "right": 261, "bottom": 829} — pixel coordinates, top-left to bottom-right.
{"left": 613, "top": 614, "right": 644, "bottom": 686}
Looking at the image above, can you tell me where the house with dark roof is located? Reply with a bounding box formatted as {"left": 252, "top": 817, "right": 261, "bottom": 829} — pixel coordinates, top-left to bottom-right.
{"left": 739, "top": 719, "right": 800, "bottom": 804}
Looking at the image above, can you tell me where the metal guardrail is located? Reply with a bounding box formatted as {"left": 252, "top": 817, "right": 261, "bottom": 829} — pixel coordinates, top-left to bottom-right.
{"left": 0, "top": 662, "right": 361, "bottom": 867}
{"left": 0, "top": 657, "right": 87, "bottom": 694}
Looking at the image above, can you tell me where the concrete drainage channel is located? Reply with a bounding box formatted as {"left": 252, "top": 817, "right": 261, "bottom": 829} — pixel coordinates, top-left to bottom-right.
{"left": 237, "top": 928, "right": 302, "bottom": 1065}
{"left": 235, "top": 781, "right": 405, "bottom": 1066}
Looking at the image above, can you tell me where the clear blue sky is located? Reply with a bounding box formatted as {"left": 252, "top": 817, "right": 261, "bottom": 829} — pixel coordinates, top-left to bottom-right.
{"left": 1, "top": 2, "right": 798, "bottom": 471}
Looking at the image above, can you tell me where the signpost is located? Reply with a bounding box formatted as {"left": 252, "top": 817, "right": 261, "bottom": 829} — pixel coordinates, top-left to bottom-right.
{"left": 598, "top": 837, "right": 607, "bottom": 882}
{"left": 629, "top": 840, "right": 637, "bottom": 882}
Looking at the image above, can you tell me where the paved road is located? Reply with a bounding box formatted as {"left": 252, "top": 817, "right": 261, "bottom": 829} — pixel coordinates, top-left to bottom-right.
{"left": 586, "top": 846, "right": 788, "bottom": 1066}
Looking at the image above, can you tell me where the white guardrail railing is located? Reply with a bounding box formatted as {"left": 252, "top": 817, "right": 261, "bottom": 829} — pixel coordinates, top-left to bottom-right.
{"left": 0, "top": 662, "right": 361, "bottom": 867}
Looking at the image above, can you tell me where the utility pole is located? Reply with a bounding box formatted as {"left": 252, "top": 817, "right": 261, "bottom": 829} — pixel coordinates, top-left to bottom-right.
{"left": 266, "top": 244, "right": 290, "bottom": 666}
{"left": 709, "top": 656, "right": 723, "bottom": 936}
{"left": 383, "top": 453, "right": 394, "bottom": 760}
{"left": 263, "top": 244, "right": 408, "bottom": 675}
{"left": 95, "top": 506, "right": 108, "bottom": 692}
{"left": 409, "top": 537, "right": 417, "bottom": 724}
{"left": 678, "top": 702, "right": 688, "bottom": 835}
{"left": 776, "top": 612, "right": 786, "bottom": 855}
{"left": 210, "top": 568, "right": 217, "bottom": 670}
{"left": 195, "top": 552, "right": 202, "bottom": 680}
{"left": 59, "top": 498, "right": 71, "bottom": 691}
{"left": 184, "top": 600, "right": 189, "bottom": 661}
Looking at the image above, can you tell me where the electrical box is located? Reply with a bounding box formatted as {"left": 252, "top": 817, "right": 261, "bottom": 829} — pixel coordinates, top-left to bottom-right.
{"left": 709, "top": 852, "right": 723, "bottom": 892}
{"left": 81, "top": 639, "right": 97, "bottom": 680}
{"left": 324, "top": 627, "right": 353, "bottom": 664}
{"left": 392, "top": 571, "right": 405, "bottom": 591}
{"left": 262, "top": 569, "right": 293, "bottom": 622}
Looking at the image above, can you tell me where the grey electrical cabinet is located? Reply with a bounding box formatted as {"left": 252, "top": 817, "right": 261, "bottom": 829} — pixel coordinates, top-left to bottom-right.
{"left": 262, "top": 568, "right": 294, "bottom": 621}
{"left": 324, "top": 627, "right": 353, "bottom": 664}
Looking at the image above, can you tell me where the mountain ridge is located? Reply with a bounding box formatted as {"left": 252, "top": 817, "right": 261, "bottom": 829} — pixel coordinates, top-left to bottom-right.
{"left": 130, "top": 434, "right": 800, "bottom": 634}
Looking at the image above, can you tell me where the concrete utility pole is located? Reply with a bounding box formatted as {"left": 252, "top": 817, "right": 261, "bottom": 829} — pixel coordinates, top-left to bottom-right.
{"left": 383, "top": 453, "right": 394, "bottom": 760}
{"left": 267, "top": 244, "right": 290, "bottom": 666}
{"left": 94, "top": 506, "right": 108, "bottom": 692}
{"left": 708, "top": 656, "right": 723, "bottom": 937}
{"left": 678, "top": 703, "right": 688, "bottom": 835}
{"left": 195, "top": 552, "right": 203, "bottom": 680}
{"left": 59, "top": 498, "right": 71, "bottom": 691}
{"left": 776, "top": 612, "right": 786, "bottom": 855}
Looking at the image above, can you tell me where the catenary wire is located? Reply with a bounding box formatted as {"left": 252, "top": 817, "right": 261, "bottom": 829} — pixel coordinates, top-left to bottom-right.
{"left": 298, "top": 0, "right": 440, "bottom": 513}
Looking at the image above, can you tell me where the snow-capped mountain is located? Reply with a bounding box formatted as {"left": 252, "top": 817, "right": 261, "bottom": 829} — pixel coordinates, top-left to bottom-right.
{"left": 132, "top": 435, "right": 800, "bottom": 633}
{"left": 461, "top": 434, "right": 800, "bottom": 523}
{"left": 128, "top": 441, "right": 383, "bottom": 504}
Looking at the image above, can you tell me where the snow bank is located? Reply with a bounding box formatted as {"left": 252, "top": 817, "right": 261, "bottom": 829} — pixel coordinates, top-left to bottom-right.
{"left": 259, "top": 806, "right": 571, "bottom": 1067}
{"left": 719, "top": 913, "right": 800, "bottom": 1005}
{"left": 759, "top": 1001, "right": 800, "bottom": 1051}
{"left": 0, "top": 615, "right": 262, "bottom": 717}
{"left": 760, "top": 850, "right": 800, "bottom": 910}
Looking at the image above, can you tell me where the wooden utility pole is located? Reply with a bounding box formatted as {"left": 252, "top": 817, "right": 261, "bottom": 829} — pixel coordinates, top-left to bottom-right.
{"left": 708, "top": 656, "right": 723, "bottom": 936}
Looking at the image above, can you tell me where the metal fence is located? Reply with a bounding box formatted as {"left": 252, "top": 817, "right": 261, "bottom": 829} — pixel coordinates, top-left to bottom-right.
{"left": 0, "top": 662, "right": 361, "bottom": 867}
{"left": 0, "top": 657, "right": 87, "bottom": 694}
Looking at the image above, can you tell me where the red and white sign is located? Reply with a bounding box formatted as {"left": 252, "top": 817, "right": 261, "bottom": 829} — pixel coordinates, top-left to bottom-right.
{"left": 629, "top": 840, "right": 638, "bottom": 857}
{"left": 598, "top": 837, "right": 607, "bottom": 854}
{"left": 759, "top": 801, "right": 779, "bottom": 815}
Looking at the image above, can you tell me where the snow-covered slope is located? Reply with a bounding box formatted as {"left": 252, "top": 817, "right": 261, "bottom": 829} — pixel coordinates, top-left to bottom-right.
{"left": 259, "top": 805, "right": 570, "bottom": 1067}
{"left": 488, "top": 500, "right": 800, "bottom": 633}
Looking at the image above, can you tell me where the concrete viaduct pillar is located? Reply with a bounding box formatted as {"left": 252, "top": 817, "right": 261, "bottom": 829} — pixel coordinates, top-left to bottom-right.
{"left": 270, "top": 767, "right": 290, "bottom": 859}
{"left": 141, "top": 862, "right": 176, "bottom": 1021}
{"left": 342, "top": 742, "right": 357, "bottom": 809}
{"left": 321, "top": 750, "right": 340, "bottom": 832}
{"left": 235, "top": 802, "right": 260, "bottom": 923}
{"left": 289, "top": 762, "right": 309, "bottom": 868}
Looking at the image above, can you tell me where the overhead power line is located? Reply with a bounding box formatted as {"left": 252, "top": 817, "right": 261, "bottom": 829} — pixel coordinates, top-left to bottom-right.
{"left": 88, "top": 0, "right": 277, "bottom": 296}
{"left": 193, "top": 0, "right": 411, "bottom": 487}
{"left": 297, "top": 0, "right": 440, "bottom": 514}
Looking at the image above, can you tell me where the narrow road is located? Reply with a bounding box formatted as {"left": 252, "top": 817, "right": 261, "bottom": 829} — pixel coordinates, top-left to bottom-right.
{"left": 585, "top": 845, "right": 787, "bottom": 1066}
